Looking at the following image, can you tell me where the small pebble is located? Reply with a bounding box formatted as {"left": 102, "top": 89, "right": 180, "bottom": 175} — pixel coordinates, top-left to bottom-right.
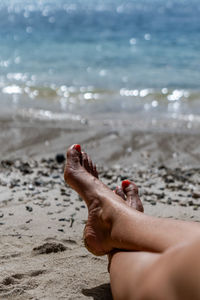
{"left": 192, "top": 191, "right": 200, "bottom": 199}
{"left": 150, "top": 200, "right": 157, "bottom": 205}
{"left": 26, "top": 219, "right": 32, "bottom": 223}
{"left": 167, "top": 199, "right": 172, "bottom": 205}
{"left": 28, "top": 184, "right": 35, "bottom": 191}
{"left": 55, "top": 154, "right": 65, "bottom": 164}
{"left": 26, "top": 205, "right": 33, "bottom": 212}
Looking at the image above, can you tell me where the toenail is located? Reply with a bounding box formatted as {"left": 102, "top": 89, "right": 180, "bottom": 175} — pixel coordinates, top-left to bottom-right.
{"left": 74, "top": 144, "right": 81, "bottom": 152}
{"left": 122, "top": 180, "right": 131, "bottom": 189}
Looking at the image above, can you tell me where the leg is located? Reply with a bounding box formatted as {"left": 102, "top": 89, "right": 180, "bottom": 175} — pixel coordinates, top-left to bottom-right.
{"left": 64, "top": 145, "right": 200, "bottom": 255}
{"left": 111, "top": 181, "right": 200, "bottom": 300}
{"left": 64, "top": 145, "right": 200, "bottom": 299}
{"left": 110, "top": 251, "right": 160, "bottom": 300}
{"left": 110, "top": 240, "right": 200, "bottom": 300}
{"left": 110, "top": 183, "right": 161, "bottom": 300}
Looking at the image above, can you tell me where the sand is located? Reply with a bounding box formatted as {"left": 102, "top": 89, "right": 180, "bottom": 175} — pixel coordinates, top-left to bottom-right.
{"left": 0, "top": 112, "right": 200, "bottom": 299}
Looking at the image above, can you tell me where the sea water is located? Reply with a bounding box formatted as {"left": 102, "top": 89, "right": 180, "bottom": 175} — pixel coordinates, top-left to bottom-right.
{"left": 0, "top": 0, "right": 200, "bottom": 121}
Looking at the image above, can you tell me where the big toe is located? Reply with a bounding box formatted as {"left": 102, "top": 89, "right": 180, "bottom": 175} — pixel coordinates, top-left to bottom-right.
{"left": 122, "top": 180, "right": 144, "bottom": 212}
{"left": 64, "top": 144, "right": 82, "bottom": 181}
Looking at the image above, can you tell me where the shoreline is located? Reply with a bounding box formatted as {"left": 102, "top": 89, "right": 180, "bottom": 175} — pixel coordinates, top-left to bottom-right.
{"left": 1, "top": 111, "right": 200, "bottom": 167}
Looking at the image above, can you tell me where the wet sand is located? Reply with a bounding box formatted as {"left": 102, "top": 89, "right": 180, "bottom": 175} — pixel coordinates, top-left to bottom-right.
{"left": 0, "top": 113, "right": 200, "bottom": 299}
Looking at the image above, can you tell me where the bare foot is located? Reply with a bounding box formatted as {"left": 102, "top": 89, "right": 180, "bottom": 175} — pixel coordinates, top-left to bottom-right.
{"left": 64, "top": 144, "right": 142, "bottom": 256}
{"left": 115, "top": 180, "right": 143, "bottom": 212}
{"left": 64, "top": 144, "right": 118, "bottom": 255}
{"left": 107, "top": 180, "right": 143, "bottom": 271}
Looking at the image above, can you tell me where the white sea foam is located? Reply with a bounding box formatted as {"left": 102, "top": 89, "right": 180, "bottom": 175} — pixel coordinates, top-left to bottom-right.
{"left": 2, "top": 85, "right": 22, "bottom": 94}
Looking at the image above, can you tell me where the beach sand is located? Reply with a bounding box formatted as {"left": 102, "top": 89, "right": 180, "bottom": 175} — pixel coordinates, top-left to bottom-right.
{"left": 0, "top": 113, "right": 200, "bottom": 299}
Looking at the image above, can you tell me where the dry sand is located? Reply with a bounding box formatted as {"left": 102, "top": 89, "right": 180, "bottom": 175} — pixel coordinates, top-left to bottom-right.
{"left": 0, "top": 113, "right": 200, "bottom": 299}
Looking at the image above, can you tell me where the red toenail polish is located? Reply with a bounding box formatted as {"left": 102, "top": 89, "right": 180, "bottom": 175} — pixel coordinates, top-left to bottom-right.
{"left": 74, "top": 144, "right": 81, "bottom": 152}
{"left": 122, "top": 180, "right": 131, "bottom": 189}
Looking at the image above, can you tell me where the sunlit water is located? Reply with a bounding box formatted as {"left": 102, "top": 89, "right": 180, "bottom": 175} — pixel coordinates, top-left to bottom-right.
{"left": 0, "top": 0, "right": 200, "bottom": 122}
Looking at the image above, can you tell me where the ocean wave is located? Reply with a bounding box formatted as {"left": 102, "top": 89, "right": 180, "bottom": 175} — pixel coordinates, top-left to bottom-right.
{"left": 1, "top": 82, "right": 197, "bottom": 102}
{"left": 1, "top": 0, "right": 199, "bottom": 118}
{"left": 1, "top": 81, "right": 200, "bottom": 116}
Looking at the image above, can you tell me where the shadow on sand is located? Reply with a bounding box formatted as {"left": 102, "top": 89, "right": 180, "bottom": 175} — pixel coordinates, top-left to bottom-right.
{"left": 82, "top": 283, "right": 113, "bottom": 300}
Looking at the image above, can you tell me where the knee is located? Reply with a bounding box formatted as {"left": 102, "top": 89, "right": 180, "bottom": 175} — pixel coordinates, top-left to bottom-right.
{"left": 168, "top": 238, "right": 200, "bottom": 298}
{"left": 136, "top": 272, "right": 173, "bottom": 300}
{"left": 138, "top": 238, "right": 200, "bottom": 300}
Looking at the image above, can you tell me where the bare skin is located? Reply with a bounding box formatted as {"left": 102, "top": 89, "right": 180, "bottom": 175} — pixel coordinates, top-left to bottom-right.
{"left": 64, "top": 144, "right": 200, "bottom": 300}
{"left": 107, "top": 181, "right": 144, "bottom": 270}
{"left": 115, "top": 181, "right": 144, "bottom": 212}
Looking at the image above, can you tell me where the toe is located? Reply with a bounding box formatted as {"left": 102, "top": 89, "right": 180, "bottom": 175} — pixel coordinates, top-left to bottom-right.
{"left": 87, "top": 155, "right": 93, "bottom": 171}
{"left": 122, "top": 180, "right": 138, "bottom": 196}
{"left": 93, "top": 164, "right": 99, "bottom": 178}
{"left": 115, "top": 186, "right": 126, "bottom": 200}
{"left": 137, "top": 201, "right": 144, "bottom": 212}
{"left": 82, "top": 152, "right": 90, "bottom": 173}
{"left": 87, "top": 155, "right": 98, "bottom": 178}
{"left": 121, "top": 180, "right": 143, "bottom": 211}
{"left": 81, "top": 151, "right": 99, "bottom": 178}
{"left": 66, "top": 144, "right": 82, "bottom": 167}
{"left": 64, "top": 144, "right": 82, "bottom": 181}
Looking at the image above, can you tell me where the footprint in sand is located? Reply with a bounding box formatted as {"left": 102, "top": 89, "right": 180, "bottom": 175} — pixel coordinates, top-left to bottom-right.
{"left": 0, "top": 269, "right": 46, "bottom": 297}
{"left": 32, "top": 242, "right": 67, "bottom": 255}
